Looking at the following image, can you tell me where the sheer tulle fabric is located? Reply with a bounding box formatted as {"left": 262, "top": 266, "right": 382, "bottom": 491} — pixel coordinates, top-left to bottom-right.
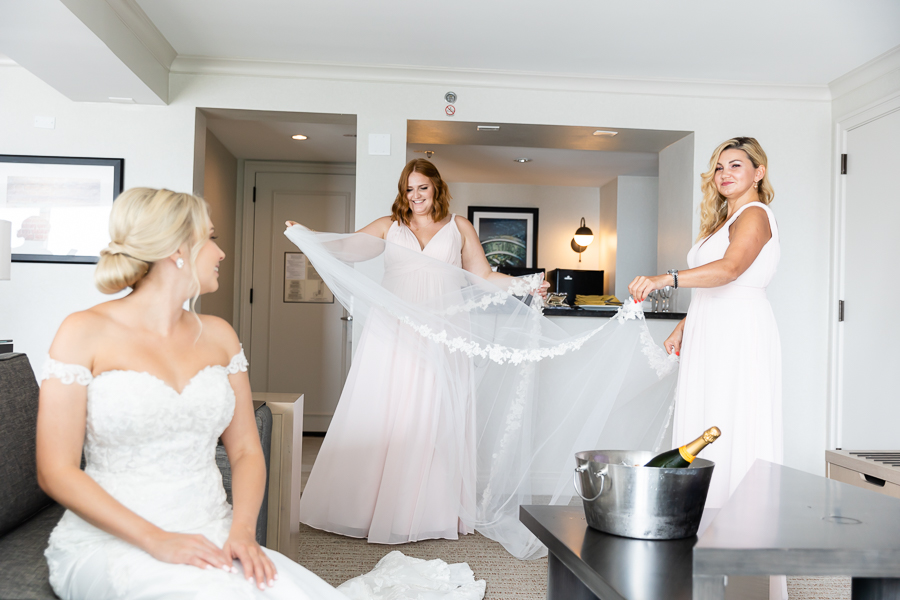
{"left": 286, "top": 226, "right": 679, "bottom": 560}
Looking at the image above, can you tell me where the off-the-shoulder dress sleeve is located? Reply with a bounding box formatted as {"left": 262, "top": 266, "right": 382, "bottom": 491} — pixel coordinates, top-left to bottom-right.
{"left": 41, "top": 356, "right": 93, "bottom": 386}
{"left": 225, "top": 346, "right": 249, "bottom": 375}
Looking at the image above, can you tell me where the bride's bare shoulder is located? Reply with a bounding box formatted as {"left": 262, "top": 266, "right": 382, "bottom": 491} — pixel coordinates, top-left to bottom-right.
{"left": 196, "top": 314, "right": 242, "bottom": 356}
{"left": 49, "top": 307, "right": 115, "bottom": 365}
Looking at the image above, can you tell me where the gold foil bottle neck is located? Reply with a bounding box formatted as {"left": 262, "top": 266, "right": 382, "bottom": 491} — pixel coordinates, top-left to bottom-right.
{"left": 702, "top": 426, "right": 721, "bottom": 444}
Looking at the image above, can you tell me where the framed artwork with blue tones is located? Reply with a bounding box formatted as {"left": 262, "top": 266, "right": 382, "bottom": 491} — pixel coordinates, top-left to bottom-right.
{"left": 467, "top": 206, "right": 539, "bottom": 269}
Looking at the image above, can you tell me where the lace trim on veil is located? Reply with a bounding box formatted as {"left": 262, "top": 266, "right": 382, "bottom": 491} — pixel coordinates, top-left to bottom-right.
{"left": 397, "top": 298, "right": 672, "bottom": 368}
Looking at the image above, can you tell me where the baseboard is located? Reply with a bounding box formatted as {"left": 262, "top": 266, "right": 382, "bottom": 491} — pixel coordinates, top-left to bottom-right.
{"left": 303, "top": 413, "right": 333, "bottom": 432}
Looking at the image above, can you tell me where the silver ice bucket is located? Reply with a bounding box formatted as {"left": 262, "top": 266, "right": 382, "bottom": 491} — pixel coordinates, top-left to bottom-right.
{"left": 573, "top": 450, "right": 714, "bottom": 540}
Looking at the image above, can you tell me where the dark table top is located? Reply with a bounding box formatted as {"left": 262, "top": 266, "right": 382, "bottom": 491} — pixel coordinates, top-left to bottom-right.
{"left": 520, "top": 504, "right": 718, "bottom": 600}
{"left": 694, "top": 460, "right": 900, "bottom": 577}
{"left": 543, "top": 307, "right": 686, "bottom": 320}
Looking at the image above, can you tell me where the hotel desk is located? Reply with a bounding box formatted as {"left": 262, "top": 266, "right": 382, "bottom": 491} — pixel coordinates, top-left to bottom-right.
{"left": 693, "top": 460, "right": 900, "bottom": 600}
{"left": 522, "top": 460, "right": 900, "bottom": 600}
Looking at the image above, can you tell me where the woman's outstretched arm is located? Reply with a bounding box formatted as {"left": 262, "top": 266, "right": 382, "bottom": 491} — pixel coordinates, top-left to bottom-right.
{"left": 457, "top": 216, "right": 550, "bottom": 296}
{"left": 628, "top": 206, "right": 772, "bottom": 302}
{"left": 37, "top": 313, "right": 230, "bottom": 572}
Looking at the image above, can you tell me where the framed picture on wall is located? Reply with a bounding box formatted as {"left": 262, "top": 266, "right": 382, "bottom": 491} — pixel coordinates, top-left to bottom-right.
{"left": 0, "top": 154, "right": 125, "bottom": 264}
{"left": 467, "top": 206, "right": 539, "bottom": 269}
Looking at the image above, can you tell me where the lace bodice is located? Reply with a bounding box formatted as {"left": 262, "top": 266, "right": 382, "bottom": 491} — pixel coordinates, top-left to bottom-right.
{"left": 42, "top": 350, "right": 249, "bottom": 592}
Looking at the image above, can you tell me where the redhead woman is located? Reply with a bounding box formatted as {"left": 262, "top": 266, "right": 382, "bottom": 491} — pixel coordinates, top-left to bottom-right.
{"left": 294, "top": 159, "right": 547, "bottom": 546}
{"left": 37, "top": 188, "right": 346, "bottom": 599}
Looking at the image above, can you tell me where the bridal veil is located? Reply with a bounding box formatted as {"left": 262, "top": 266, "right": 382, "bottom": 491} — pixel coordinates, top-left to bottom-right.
{"left": 285, "top": 226, "right": 678, "bottom": 560}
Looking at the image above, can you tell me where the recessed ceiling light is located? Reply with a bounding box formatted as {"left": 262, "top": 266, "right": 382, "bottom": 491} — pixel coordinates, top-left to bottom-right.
{"left": 415, "top": 150, "right": 436, "bottom": 158}
{"left": 513, "top": 158, "right": 532, "bottom": 163}
{"left": 477, "top": 125, "right": 501, "bottom": 131}
{"left": 592, "top": 130, "right": 618, "bottom": 137}
{"left": 291, "top": 134, "right": 308, "bottom": 140}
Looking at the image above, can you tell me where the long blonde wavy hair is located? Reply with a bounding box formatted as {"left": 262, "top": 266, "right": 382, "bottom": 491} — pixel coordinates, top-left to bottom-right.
{"left": 698, "top": 137, "right": 774, "bottom": 241}
{"left": 95, "top": 188, "right": 211, "bottom": 314}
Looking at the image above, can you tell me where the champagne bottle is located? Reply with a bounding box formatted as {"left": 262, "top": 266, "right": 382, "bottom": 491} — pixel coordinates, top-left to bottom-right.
{"left": 644, "top": 426, "right": 721, "bottom": 468}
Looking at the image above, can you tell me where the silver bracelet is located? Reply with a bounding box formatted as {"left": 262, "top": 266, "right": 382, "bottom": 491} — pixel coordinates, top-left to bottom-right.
{"left": 667, "top": 269, "right": 679, "bottom": 289}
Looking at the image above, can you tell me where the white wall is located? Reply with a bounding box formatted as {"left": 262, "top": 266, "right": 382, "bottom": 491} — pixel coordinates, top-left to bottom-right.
{"left": 598, "top": 179, "right": 617, "bottom": 295}
{"left": 202, "top": 129, "right": 238, "bottom": 324}
{"left": 658, "top": 134, "right": 695, "bottom": 313}
{"left": 448, "top": 182, "right": 600, "bottom": 272}
{"left": 0, "top": 66, "right": 194, "bottom": 365}
{"left": 0, "top": 62, "right": 833, "bottom": 478}
{"left": 613, "top": 176, "right": 659, "bottom": 301}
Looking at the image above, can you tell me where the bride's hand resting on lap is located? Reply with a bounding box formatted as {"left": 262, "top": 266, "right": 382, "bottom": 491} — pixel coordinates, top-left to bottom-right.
{"left": 145, "top": 530, "right": 230, "bottom": 572}
{"left": 223, "top": 529, "right": 278, "bottom": 590}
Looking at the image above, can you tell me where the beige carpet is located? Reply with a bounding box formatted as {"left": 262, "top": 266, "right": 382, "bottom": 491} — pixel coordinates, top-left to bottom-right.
{"left": 297, "top": 524, "right": 548, "bottom": 599}
{"left": 299, "top": 435, "right": 850, "bottom": 599}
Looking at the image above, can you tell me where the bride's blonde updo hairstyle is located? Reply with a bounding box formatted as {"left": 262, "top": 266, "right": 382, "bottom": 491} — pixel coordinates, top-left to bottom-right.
{"left": 95, "top": 188, "right": 210, "bottom": 297}
{"left": 698, "top": 137, "right": 774, "bottom": 241}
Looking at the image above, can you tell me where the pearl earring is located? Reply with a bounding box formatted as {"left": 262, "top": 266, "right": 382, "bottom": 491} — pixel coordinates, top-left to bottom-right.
{"left": 176, "top": 258, "right": 184, "bottom": 269}
{"left": 753, "top": 181, "right": 759, "bottom": 189}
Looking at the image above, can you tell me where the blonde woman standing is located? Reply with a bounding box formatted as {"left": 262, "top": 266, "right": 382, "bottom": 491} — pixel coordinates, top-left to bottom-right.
{"left": 629, "top": 137, "right": 784, "bottom": 599}
{"left": 629, "top": 136, "right": 782, "bottom": 505}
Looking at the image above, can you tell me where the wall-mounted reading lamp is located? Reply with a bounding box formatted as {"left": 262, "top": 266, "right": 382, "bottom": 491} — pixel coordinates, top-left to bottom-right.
{"left": 570, "top": 217, "right": 594, "bottom": 263}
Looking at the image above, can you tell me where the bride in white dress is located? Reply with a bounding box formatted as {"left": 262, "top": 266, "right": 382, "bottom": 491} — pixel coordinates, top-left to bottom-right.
{"left": 37, "top": 188, "right": 347, "bottom": 600}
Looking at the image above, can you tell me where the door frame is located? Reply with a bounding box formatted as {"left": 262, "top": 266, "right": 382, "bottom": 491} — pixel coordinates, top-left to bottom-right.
{"left": 827, "top": 93, "right": 900, "bottom": 450}
{"left": 237, "top": 161, "right": 356, "bottom": 363}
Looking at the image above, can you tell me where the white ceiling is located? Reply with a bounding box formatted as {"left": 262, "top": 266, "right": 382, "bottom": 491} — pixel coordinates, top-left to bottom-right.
{"left": 204, "top": 111, "right": 668, "bottom": 186}
{"left": 407, "top": 144, "right": 658, "bottom": 188}
{"left": 136, "top": 0, "right": 900, "bottom": 86}
{"left": 203, "top": 109, "right": 357, "bottom": 162}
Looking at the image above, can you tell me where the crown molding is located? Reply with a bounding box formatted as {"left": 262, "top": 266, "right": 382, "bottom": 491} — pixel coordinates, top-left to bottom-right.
{"left": 829, "top": 44, "right": 900, "bottom": 100}
{"left": 171, "top": 56, "right": 831, "bottom": 102}
{"left": 105, "top": 0, "right": 177, "bottom": 70}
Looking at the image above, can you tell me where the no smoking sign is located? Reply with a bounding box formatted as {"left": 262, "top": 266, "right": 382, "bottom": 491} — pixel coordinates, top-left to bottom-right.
{"left": 445, "top": 105, "right": 456, "bottom": 117}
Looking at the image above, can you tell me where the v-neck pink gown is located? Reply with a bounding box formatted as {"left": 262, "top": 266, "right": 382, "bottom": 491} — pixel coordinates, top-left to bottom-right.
{"left": 298, "top": 216, "right": 476, "bottom": 544}
{"left": 672, "top": 202, "right": 783, "bottom": 509}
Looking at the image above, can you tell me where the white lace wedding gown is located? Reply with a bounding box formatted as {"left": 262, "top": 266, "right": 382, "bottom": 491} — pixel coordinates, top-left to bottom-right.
{"left": 41, "top": 351, "right": 347, "bottom": 600}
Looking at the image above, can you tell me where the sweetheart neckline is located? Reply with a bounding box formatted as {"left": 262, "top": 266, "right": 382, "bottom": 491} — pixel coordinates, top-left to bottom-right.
{"left": 91, "top": 364, "right": 230, "bottom": 396}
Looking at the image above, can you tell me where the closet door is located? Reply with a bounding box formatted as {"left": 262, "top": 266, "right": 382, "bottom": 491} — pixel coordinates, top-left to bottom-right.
{"left": 840, "top": 107, "right": 900, "bottom": 449}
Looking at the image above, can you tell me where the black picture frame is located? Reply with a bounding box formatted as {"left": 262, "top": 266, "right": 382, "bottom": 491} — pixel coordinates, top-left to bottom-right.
{"left": 0, "top": 154, "right": 125, "bottom": 264}
{"left": 467, "top": 206, "right": 539, "bottom": 269}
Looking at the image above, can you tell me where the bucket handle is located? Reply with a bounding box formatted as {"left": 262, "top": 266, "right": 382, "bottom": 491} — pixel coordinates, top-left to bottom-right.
{"left": 573, "top": 464, "right": 606, "bottom": 502}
